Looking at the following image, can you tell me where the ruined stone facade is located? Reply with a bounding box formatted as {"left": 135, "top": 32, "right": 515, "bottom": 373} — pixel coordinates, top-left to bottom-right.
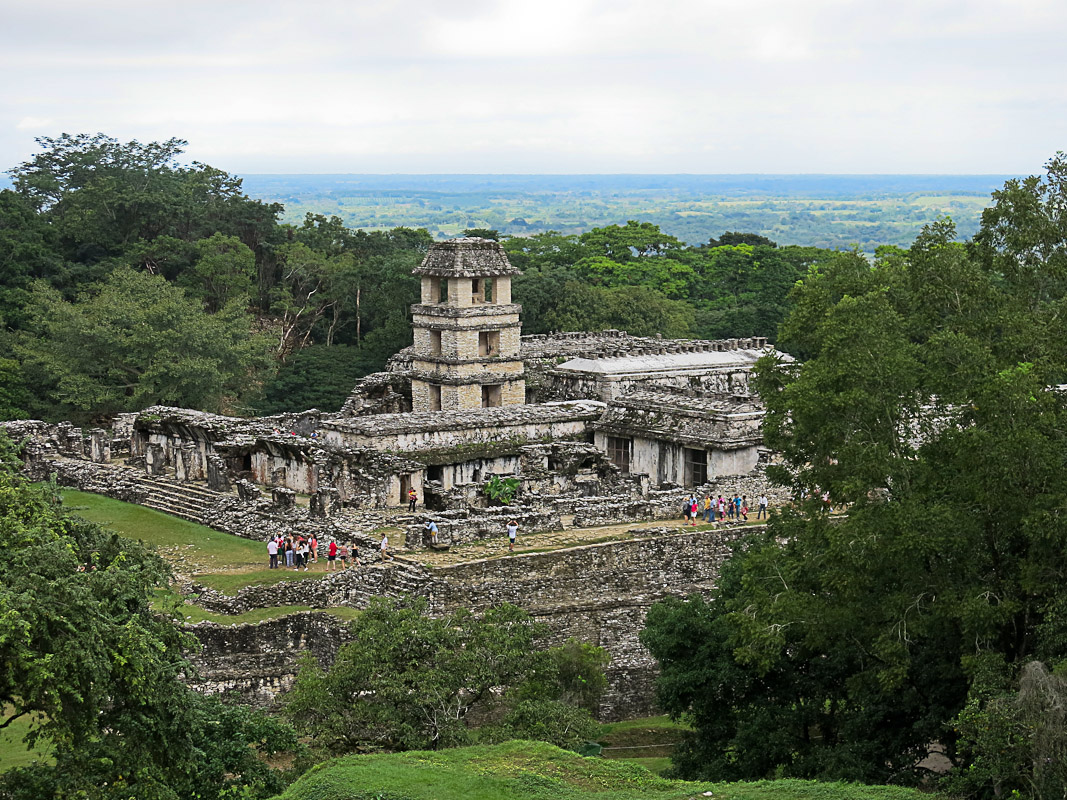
{"left": 182, "top": 525, "right": 755, "bottom": 720}
{"left": 2, "top": 238, "right": 801, "bottom": 723}
{"left": 409, "top": 238, "right": 525, "bottom": 412}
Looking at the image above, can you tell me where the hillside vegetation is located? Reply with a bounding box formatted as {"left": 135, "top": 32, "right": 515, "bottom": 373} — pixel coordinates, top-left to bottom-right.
{"left": 275, "top": 741, "right": 933, "bottom": 800}
{"left": 2, "top": 134, "right": 964, "bottom": 423}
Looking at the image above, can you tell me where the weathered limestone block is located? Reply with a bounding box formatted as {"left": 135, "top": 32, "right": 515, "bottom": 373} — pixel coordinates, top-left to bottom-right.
{"left": 206, "top": 454, "right": 230, "bottom": 492}
{"left": 146, "top": 443, "right": 167, "bottom": 476}
{"left": 185, "top": 613, "right": 352, "bottom": 708}
{"left": 130, "top": 429, "right": 147, "bottom": 458}
{"left": 177, "top": 443, "right": 204, "bottom": 482}
{"left": 235, "top": 479, "right": 262, "bottom": 504}
{"left": 310, "top": 487, "right": 340, "bottom": 518}
{"left": 58, "top": 424, "right": 85, "bottom": 458}
{"left": 271, "top": 487, "right": 296, "bottom": 509}
{"left": 88, "top": 428, "right": 111, "bottom": 463}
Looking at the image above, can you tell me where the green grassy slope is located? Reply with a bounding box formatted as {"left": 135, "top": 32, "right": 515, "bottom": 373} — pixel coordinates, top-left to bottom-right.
{"left": 59, "top": 489, "right": 340, "bottom": 593}
{"left": 275, "top": 741, "right": 935, "bottom": 800}
{"left": 0, "top": 711, "right": 51, "bottom": 773}
{"left": 59, "top": 489, "right": 265, "bottom": 570}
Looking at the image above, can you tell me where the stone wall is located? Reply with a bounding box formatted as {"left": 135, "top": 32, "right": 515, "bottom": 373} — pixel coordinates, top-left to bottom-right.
{"left": 405, "top": 506, "right": 561, "bottom": 548}
{"left": 181, "top": 526, "right": 757, "bottom": 720}
{"left": 569, "top": 465, "right": 789, "bottom": 527}
{"left": 189, "top": 560, "right": 431, "bottom": 615}
{"left": 185, "top": 612, "right": 352, "bottom": 708}
{"left": 425, "top": 528, "right": 752, "bottom": 720}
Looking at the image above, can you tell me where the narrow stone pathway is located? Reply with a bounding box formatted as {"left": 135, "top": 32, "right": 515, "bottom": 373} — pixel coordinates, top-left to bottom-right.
{"left": 407, "top": 515, "right": 765, "bottom": 567}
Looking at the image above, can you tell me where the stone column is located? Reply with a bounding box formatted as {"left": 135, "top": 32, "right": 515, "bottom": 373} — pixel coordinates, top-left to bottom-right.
{"left": 271, "top": 487, "right": 296, "bottom": 509}
{"left": 88, "top": 428, "right": 111, "bottom": 463}
{"left": 130, "top": 430, "right": 147, "bottom": 459}
{"left": 235, "top": 479, "right": 261, "bottom": 504}
{"left": 206, "top": 454, "right": 230, "bottom": 492}
{"left": 178, "top": 443, "right": 204, "bottom": 482}
{"left": 146, "top": 443, "right": 167, "bottom": 476}
{"left": 310, "top": 487, "right": 340, "bottom": 518}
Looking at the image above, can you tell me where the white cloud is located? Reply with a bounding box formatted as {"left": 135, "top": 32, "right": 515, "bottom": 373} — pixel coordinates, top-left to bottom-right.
{"left": 0, "top": 0, "right": 1062, "bottom": 173}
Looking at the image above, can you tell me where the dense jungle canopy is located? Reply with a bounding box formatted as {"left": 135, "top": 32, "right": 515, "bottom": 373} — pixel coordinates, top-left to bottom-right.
{"left": 0, "top": 134, "right": 836, "bottom": 422}
{"left": 642, "top": 154, "right": 1067, "bottom": 798}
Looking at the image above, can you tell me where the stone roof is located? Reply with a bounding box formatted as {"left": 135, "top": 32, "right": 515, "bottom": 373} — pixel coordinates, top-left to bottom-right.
{"left": 414, "top": 238, "right": 521, "bottom": 278}
{"left": 555, "top": 345, "right": 779, "bottom": 377}
{"left": 521, "top": 331, "right": 778, "bottom": 366}
{"left": 595, "top": 388, "right": 764, "bottom": 450}
{"left": 320, "top": 400, "right": 604, "bottom": 437}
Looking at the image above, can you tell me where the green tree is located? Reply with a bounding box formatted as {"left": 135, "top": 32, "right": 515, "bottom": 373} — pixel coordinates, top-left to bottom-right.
{"left": 0, "top": 358, "right": 30, "bottom": 420}
{"left": 0, "top": 189, "right": 62, "bottom": 328}
{"left": 579, "top": 221, "right": 682, "bottom": 262}
{"left": 462, "top": 228, "right": 500, "bottom": 240}
{"left": 185, "top": 232, "right": 255, "bottom": 312}
{"left": 256, "top": 343, "right": 382, "bottom": 414}
{"left": 8, "top": 134, "right": 279, "bottom": 260}
{"left": 17, "top": 267, "right": 269, "bottom": 418}
{"left": 286, "top": 598, "right": 568, "bottom": 753}
{"left": 503, "top": 230, "right": 586, "bottom": 272}
{"left": 542, "top": 282, "right": 691, "bottom": 338}
{"left": 0, "top": 435, "right": 300, "bottom": 798}
{"left": 643, "top": 157, "right": 1067, "bottom": 788}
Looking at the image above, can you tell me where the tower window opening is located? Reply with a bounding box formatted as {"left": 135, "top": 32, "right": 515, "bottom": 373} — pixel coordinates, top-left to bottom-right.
{"left": 478, "top": 330, "right": 501, "bottom": 357}
{"left": 481, "top": 384, "right": 502, "bottom": 407}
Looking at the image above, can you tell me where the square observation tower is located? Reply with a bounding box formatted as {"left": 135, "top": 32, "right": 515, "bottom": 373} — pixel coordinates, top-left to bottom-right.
{"left": 409, "top": 238, "right": 525, "bottom": 412}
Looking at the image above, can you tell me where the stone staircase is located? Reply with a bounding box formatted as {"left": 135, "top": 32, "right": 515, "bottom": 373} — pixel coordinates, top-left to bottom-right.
{"left": 132, "top": 475, "right": 229, "bottom": 525}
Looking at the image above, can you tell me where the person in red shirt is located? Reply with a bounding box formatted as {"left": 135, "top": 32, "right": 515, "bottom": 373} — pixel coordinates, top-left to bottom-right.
{"left": 327, "top": 540, "right": 338, "bottom": 571}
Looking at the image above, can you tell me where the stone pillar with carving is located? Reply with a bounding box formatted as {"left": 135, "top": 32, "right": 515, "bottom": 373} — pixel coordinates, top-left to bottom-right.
{"left": 146, "top": 443, "right": 167, "bottom": 476}
{"left": 206, "top": 454, "right": 230, "bottom": 492}
{"left": 178, "top": 443, "right": 204, "bottom": 482}
{"left": 310, "top": 487, "right": 340, "bottom": 518}
{"left": 88, "top": 428, "right": 111, "bottom": 463}
{"left": 130, "top": 429, "right": 147, "bottom": 459}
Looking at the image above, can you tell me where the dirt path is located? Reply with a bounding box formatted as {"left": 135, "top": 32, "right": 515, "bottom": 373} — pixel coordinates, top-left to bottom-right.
{"left": 406, "top": 515, "right": 764, "bottom": 568}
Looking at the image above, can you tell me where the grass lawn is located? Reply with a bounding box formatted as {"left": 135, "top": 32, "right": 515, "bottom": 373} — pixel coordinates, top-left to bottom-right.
{"left": 0, "top": 710, "right": 51, "bottom": 774}
{"left": 192, "top": 567, "right": 328, "bottom": 595}
{"left": 155, "top": 589, "right": 362, "bottom": 625}
{"left": 617, "top": 756, "right": 671, "bottom": 774}
{"left": 276, "top": 740, "right": 939, "bottom": 800}
{"left": 59, "top": 489, "right": 264, "bottom": 572}
{"left": 598, "top": 715, "right": 689, "bottom": 771}
{"left": 58, "top": 489, "right": 342, "bottom": 600}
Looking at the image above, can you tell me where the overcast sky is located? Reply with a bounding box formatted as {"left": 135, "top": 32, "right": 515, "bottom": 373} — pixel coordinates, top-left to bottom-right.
{"left": 1, "top": 0, "right": 1063, "bottom": 175}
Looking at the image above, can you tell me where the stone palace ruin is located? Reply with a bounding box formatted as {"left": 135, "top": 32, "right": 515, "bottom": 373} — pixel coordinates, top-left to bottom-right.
{"left": 3, "top": 238, "right": 791, "bottom": 720}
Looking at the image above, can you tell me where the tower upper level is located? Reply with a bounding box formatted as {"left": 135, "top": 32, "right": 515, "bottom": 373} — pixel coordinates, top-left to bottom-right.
{"left": 414, "top": 237, "right": 519, "bottom": 308}
{"left": 409, "top": 238, "right": 525, "bottom": 412}
{"left": 414, "top": 237, "right": 521, "bottom": 277}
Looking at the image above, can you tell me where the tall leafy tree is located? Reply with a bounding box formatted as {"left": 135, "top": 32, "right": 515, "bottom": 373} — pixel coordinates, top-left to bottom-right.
{"left": 6, "top": 133, "right": 282, "bottom": 291}
{"left": 643, "top": 156, "right": 1067, "bottom": 791}
{"left": 17, "top": 267, "right": 269, "bottom": 417}
{"left": 0, "top": 435, "right": 300, "bottom": 798}
{"left": 286, "top": 598, "right": 547, "bottom": 753}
